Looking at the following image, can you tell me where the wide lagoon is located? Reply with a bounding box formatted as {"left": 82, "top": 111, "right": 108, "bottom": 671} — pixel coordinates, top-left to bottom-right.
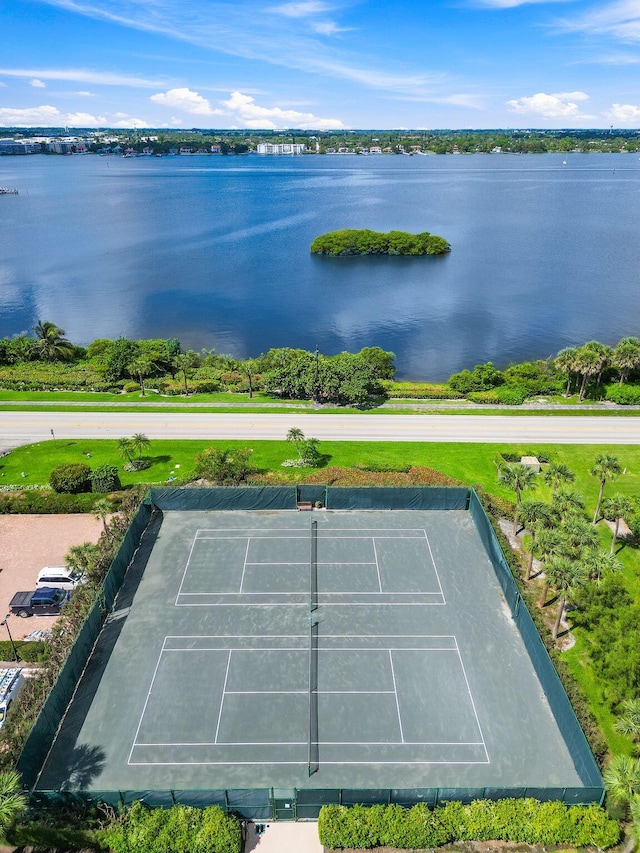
{"left": 1, "top": 152, "right": 639, "bottom": 380}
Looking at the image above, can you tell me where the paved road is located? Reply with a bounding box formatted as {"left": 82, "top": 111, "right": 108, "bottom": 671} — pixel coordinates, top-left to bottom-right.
{"left": 1, "top": 411, "right": 638, "bottom": 453}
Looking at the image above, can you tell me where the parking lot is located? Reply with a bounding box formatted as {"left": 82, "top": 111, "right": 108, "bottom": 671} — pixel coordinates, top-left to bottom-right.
{"left": 0, "top": 514, "right": 102, "bottom": 640}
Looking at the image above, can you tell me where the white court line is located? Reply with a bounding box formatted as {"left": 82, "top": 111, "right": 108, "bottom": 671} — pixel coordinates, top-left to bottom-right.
{"left": 130, "top": 760, "right": 491, "bottom": 766}
{"left": 175, "top": 601, "right": 444, "bottom": 607}
{"left": 179, "top": 590, "right": 434, "bottom": 596}
{"left": 175, "top": 535, "right": 200, "bottom": 606}
{"left": 128, "top": 637, "right": 168, "bottom": 765}
{"left": 244, "top": 561, "right": 377, "bottom": 566}
{"left": 372, "top": 538, "right": 382, "bottom": 592}
{"left": 135, "top": 739, "right": 485, "bottom": 747}
{"left": 214, "top": 650, "right": 232, "bottom": 745}
{"left": 454, "top": 637, "right": 490, "bottom": 764}
{"left": 238, "top": 538, "right": 251, "bottom": 593}
{"left": 224, "top": 690, "right": 395, "bottom": 694}
{"left": 422, "top": 528, "right": 446, "bottom": 604}
{"left": 163, "top": 647, "right": 457, "bottom": 653}
{"left": 388, "top": 650, "right": 404, "bottom": 743}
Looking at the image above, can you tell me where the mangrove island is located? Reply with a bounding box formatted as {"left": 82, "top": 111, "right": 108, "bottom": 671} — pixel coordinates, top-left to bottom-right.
{"left": 310, "top": 229, "right": 451, "bottom": 256}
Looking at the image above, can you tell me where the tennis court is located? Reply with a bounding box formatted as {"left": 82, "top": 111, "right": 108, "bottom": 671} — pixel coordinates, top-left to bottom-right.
{"left": 35, "top": 505, "right": 595, "bottom": 802}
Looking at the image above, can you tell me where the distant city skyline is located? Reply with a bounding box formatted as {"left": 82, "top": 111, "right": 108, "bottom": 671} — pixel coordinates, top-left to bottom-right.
{"left": 1, "top": 0, "right": 639, "bottom": 130}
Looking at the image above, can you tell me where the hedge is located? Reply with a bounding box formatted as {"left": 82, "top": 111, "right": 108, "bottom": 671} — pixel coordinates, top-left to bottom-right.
{"left": 99, "top": 802, "right": 242, "bottom": 853}
{"left": 49, "top": 463, "right": 92, "bottom": 494}
{"left": 0, "top": 641, "right": 48, "bottom": 662}
{"left": 381, "top": 381, "right": 463, "bottom": 400}
{"left": 318, "top": 800, "right": 619, "bottom": 850}
{"left": 0, "top": 491, "right": 99, "bottom": 514}
{"left": 604, "top": 383, "right": 640, "bottom": 405}
{"left": 466, "top": 386, "right": 529, "bottom": 405}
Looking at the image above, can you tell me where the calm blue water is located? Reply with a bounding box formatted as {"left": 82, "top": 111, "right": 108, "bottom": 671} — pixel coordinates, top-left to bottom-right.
{"left": 1, "top": 152, "right": 639, "bottom": 380}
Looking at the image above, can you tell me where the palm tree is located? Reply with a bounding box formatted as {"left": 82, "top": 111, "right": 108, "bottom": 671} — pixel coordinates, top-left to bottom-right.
{"left": 499, "top": 463, "right": 536, "bottom": 533}
{"left": 591, "top": 453, "right": 622, "bottom": 524}
{"left": 602, "top": 493, "right": 634, "bottom": 554}
{"left": 173, "top": 350, "right": 200, "bottom": 396}
{"left": 93, "top": 498, "right": 113, "bottom": 541}
{"left": 516, "top": 499, "right": 552, "bottom": 580}
{"left": 630, "top": 795, "right": 640, "bottom": 846}
{"left": 603, "top": 754, "right": 640, "bottom": 808}
{"left": 131, "top": 433, "right": 151, "bottom": 460}
{"left": 117, "top": 437, "right": 134, "bottom": 465}
{"left": 545, "top": 557, "right": 588, "bottom": 639}
{"left": 554, "top": 347, "right": 578, "bottom": 397}
{"left": 573, "top": 345, "right": 601, "bottom": 402}
{"left": 286, "top": 427, "right": 305, "bottom": 462}
{"left": 32, "top": 320, "right": 74, "bottom": 362}
{"left": 542, "top": 462, "right": 575, "bottom": 494}
{"left": 614, "top": 699, "right": 640, "bottom": 742}
{"left": 0, "top": 770, "right": 27, "bottom": 843}
{"left": 612, "top": 337, "right": 640, "bottom": 385}
{"left": 241, "top": 358, "right": 259, "bottom": 399}
{"left": 551, "top": 488, "right": 585, "bottom": 523}
{"left": 582, "top": 549, "right": 622, "bottom": 584}
{"left": 562, "top": 516, "right": 599, "bottom": 553}
{"left": 127, "top": 354, "right": 157, "bottom": 396}
{"left": 535, "top": 529, "right": 570, "bottom": 601}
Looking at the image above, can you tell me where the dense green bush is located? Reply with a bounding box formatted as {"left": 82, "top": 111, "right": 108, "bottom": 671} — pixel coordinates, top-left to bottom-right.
{"left": 466, "top": 386, "right": 529, "bottom": 405}
{"left": 604, "top": 382, "right": 640, "bottom": 404}
{"left": 0, "top": 641, "right": 48, "bottom": 662}
{"left": 318, "top": 800, "right": 619, "bottom": 849}
{"left": 100, "top": 801, "right": 241, "bottom": 853}
{"left": 448, "top": 362, "right": 504, "bottom": 394}
{"left": 194, "top": 447, "right": 256, "bottom": 485}
{"left": 381, "top": 381, "right": 463, "bottom": 399}
{"left": 90, "top": 464, "right": 121, "bottom": 493}
{"left": 49, "top": 463, "right": 92, "bottom": 494}
{"left": 310, "top": 228, "right": 450, "bottom": 256}
{"left": 0, "top": 491, "right": 98, "bottom": 514}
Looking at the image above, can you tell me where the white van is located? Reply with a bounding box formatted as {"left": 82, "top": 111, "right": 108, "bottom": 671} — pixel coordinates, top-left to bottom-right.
{"left": 36, "top": 567, "right": 82, "bottom": 591}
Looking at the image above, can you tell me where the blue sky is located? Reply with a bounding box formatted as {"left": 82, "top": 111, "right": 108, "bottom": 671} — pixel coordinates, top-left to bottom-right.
{"left": 1, "top": 0, "right": 639, "bottom": 129}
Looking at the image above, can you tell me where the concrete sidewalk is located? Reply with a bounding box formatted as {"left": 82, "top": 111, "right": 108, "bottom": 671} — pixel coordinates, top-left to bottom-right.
{"left": 244, "top": 821, "right": 323, "bottom": 852}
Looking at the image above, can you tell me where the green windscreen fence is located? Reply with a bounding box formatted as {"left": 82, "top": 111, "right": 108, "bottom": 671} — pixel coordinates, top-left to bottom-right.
{"left": 468, "top": 490, "right": 603, "bottom": 795}
{"left": 18, "top": 502, "right": 153, "bottom": 789}
{"left": 325, "top": 486, "right": 469, "bottom": 510}
{"left": 150, "top": 486, "right": 298, "bottom": 511}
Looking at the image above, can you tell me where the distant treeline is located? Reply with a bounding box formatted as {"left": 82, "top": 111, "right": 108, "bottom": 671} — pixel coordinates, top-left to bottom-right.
{"left": 311, "top": 229, "right": 450, "bottom": 256}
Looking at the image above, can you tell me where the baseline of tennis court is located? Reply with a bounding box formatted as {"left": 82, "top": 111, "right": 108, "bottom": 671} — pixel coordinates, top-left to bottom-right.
{"left": 35, "top": 507, "right": 590, "bottom": 796}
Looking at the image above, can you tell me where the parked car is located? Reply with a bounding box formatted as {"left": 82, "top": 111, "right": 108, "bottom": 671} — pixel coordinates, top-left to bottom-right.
{"left": 9, "top": 587, "right": 67, "bottom": 618}
{"left": 36, "top": 566, "right": 81, "bottom": 591}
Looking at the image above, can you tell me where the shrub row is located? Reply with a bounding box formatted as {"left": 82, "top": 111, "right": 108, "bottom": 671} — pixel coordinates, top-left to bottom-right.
{"left": 302, "top": 465, "right": 460, "bottom": 488}
{"left": 604, "top": 382, "right": 640, "bottom": 405}
{"left": 100, "top": 801, "right": 241, "bottom": 853}
{"left": 318, "top": 800, "right": 619, "bottom": 850}
{"left": 0, "top": 641, "right": 48, "bottom": 662}
{"left": 381, "top": 381, "right": 463, "bottom": 400}
{"left": 49, "top": 463, "right": 121, "bottom": 494}
{"left": 0, "top": 491, "right": 100, "bottom": 514}
{"left": 466, "top": 386, "right": 530, "bottom": 405}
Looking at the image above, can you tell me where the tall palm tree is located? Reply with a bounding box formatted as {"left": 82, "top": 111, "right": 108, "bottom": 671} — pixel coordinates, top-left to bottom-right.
{"left": 499, "top": 463, "right": 536, "bottom": 533}
{"left": 545, "top": 557, "right": 588, "bottom": 639}
{"left": 117, "top": 437, "right": 134, "bottom": 465}
{"left": 0, "top": 770, "right": 27, "bottom": 843}
{"left": 241, "top": 358, "right": 259, "bottom": 399}
{"left": 612, "top": 337, "right": 640, "bottom": 385}
{"left": 32, "top": 320, "right": 74, "bottom": 362}
{"left": 535, "top": 529, "right": 570, "bottom": 603}
{"left": 542, "top": 462, "right": 575, "bottom": 494}
{"left": 562, "top": 516, "right": 599, "bottom": 553}
{"left": 554, "top": 347, "right": 578, "bottom": 397}
{"left": 173, "top": 350, "right": 200, "bottom": 396}
{"left": 516, "top": 499, "right": 552, "bottom": 580}
{"left": 93, "top": 498, "right": 113, "bottom": 541}
{"left": 582, "top": 549, "right": 622, "bottom": 584}
{"left": 603, "top": 493, "right": 634, "bottom": 554}
{"left": 131, "top": 433, "right": 151, "bottom": 460}
{"left": 127, "top": 354, "right": 157, "bottom": 396}
{"left": 551, "top": 488, "right": 585, "bottom": 523}
{"left": 591, "top": 453, "right": 622, "bottom": 524}
{"left": 286, "top": 427, "right": 305, "bottom": 462}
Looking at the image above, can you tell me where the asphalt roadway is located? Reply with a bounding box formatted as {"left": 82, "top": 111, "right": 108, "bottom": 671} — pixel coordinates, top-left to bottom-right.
{"left": 1, "top": 411, "right": 638, "bottom": 454}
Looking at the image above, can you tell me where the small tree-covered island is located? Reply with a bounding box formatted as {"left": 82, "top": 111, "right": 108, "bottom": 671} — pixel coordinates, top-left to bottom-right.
{"left": 310, "top": 228, "right": 451, "bottom": 256}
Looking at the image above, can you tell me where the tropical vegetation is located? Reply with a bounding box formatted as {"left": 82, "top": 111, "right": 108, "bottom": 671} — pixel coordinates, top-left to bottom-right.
{"left": 310, "top": 228, "right": 451, "bottom": 256}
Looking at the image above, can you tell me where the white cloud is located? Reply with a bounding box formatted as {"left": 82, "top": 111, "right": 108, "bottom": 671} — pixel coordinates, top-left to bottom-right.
{"left": 311, "top": 20, "right": 351, "bottom": 34}
{"left": 30, "top": 78, "right": 46, "bottom": 88}
{"left": 604, "top": 102, "right": 640, "bottom": 123}
{"left": 66, "top": 112, "right": 107, "bottom": 125}
{"left": 112, "top": 116, "right": 149, "bottom": 128}
{"left": 0, "top": 67, "right": 164, "bottom": 88}
{"left": 268, "top": 1, "right": 331, "bottom": 17}
{"left": 557, "top": 1, "right": 640, "bottom": 40}
{"left": 219, "top": 91, "right": 344, "bottom": 128}
{"left": 474, "top": 0, "right": 570, "bottom": 6}
{"left": 0, "top": 105, "right": 63, "bottom": 126}
{"left": 74, "top": 90, "right": 94, "bottom": 96}
{"left": 150, "top": 87, "right": 221, "bottom": 115}
{"left": 506, "top": 91, "right": 595, "bottom": 119}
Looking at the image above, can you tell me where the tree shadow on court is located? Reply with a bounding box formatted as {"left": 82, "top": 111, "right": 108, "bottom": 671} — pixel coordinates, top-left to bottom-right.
{"left": 35, "top": 511, "right": 164, "bottom": 789}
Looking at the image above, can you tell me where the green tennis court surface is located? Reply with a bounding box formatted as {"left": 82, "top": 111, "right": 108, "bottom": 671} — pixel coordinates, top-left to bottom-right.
{"left": 37, "top": 509, "right": 587, "bottom": 793}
